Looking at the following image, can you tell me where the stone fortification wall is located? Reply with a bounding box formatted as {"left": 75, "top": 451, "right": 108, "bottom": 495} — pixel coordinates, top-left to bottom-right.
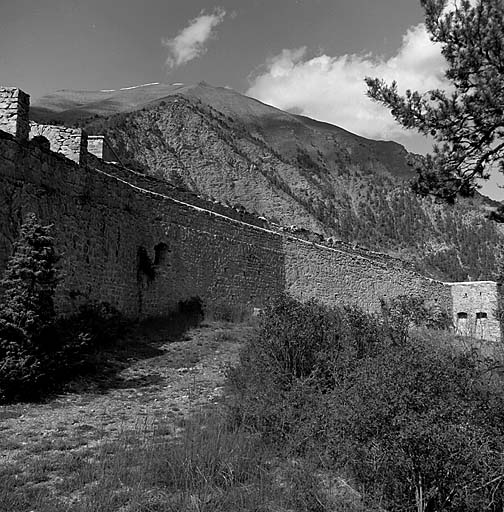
{"left": 283, "top": 236, "right": 451, "bottom": 313}
{"left": 87, "top": 153, "right": 271, "bottom": 229}
{"left": 0, "top": 126, "right": 453, "bottom": 320}
{"left": 0, "top": 85, "right": 474, "bottom": 332}
{"left": 0, "top": 131, "right": 284, "bottom": 317}
{"left": 29, "top": 121, "right": 87, "bottom": 164}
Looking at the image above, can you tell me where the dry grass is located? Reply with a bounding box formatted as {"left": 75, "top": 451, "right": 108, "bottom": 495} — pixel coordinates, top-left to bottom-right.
{"left": 0, "top": 319, "right": 256, "bottom": 511}
{"left": 0, "top": 413, "right": 259, "bottom": 511}
{"left": 1, "top": 409, "right": 348, "bottom": 512}
{"left": 0, "top": 316, "right": 363, "bottom": 511}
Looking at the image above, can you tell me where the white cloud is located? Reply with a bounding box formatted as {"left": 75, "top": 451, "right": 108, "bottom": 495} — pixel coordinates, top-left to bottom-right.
{"left": 163, "top": 8, "right": 226, "bottom": 68}
{"left": 247, "top": 23, "right": 449, "bottom": 140}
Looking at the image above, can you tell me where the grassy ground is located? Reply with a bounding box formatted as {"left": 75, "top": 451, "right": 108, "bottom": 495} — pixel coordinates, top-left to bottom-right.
{"left": 0, "top": 319, "right": 255, "bottom": 511}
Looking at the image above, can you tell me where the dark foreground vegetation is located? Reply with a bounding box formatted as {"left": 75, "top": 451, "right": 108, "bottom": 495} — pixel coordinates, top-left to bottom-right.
{"left": 2, "top": 296, "right": 503, "bottom": 511}
{"left": 228, "top": 295, "right": 504, "bottom": 511}
{"left": 0, "top": 213, "right": 128, "bottom": 403}
{"left": 1, "top": 214, "right": 504, "bottom": 511}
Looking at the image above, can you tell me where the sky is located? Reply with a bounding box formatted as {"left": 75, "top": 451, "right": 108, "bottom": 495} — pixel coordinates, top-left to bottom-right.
{"left": 1, "top": 0, "right": 502, "bottom": 199}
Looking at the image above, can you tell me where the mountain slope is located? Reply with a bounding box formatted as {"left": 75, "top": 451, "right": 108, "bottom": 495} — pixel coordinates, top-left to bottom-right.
{"left": 31, "top": 83, "right": 504, "bottom": 282}
{"left": 32, "top": 82, "right": 417, "bottom": 180}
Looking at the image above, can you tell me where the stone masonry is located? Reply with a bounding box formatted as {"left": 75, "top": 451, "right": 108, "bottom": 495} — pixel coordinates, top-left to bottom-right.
{"left": 0, "top": 87, "right": 30, "bottom": 141}
{"left": 30, "top": 121, "right": 87, "bottom": 164}
{"left": 87, "top": 135, "right": 117, "bottom": 161}
{"left": 447, "top": 281, "right": 502, "bottom": 341}
{"left": 0, "top": 86, "right": 501, "bottom": 342}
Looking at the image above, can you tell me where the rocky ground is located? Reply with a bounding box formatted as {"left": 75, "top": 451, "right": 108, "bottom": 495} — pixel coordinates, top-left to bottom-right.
{"left": 0, "top": 319, "right": 252, "bottom": 511}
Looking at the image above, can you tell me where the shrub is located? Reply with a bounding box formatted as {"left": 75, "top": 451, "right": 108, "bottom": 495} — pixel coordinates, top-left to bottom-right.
{"left": 178, "top": 296, "right": 203, "bottom": 318}
{"left": 203, "top": 299, "right": 249, "bottom": 323}
{"left": 228, "top": 294, "right": 504, "bottom": 511}
{"left": 0, "top": 213, "right": 59, "bottom": 401}
{"left": 0, "top": 214, "right": 128, "bottom": 402}
{"left": 51, "top": 301, "right": 129, "bottom": 379}
{"left": 57, "top": 301, "right": 127, "bottom": 349}
{"left": 327, "top": 330, "right": 504, "bottom": 511}
{"left": 341, "top": 304, "right": 384, "bottom": 359}
{"left": 380, "top": 294, "right": 451, "bottom": 346}
{"left": 248, "top": 294, "right": 344, "bottom": 385}
{"left": 227, "top": 295, "right": 347, "bottom": 446}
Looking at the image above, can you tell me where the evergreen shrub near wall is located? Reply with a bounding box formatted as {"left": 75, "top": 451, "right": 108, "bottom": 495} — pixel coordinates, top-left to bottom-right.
{"left": 0, "top": 213, "right": 60, "bottom": 401}
{"left": 227, "top": 294, "right": 504, "bottom": 511}
{"left": 0, "top": 213, "right": 127, "bottom": 403}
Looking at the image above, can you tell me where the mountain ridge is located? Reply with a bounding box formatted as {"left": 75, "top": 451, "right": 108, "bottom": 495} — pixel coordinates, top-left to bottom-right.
{"left": 30, "top": 82, "right": 504, "bottom": 282}
{"left": 31, "top": 82, "right": 422, "bottom": 179}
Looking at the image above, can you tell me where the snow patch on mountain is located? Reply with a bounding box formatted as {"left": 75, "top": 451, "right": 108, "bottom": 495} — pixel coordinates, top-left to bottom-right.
{"left": 119, "top": 82, "right": 160, "bottom": 91}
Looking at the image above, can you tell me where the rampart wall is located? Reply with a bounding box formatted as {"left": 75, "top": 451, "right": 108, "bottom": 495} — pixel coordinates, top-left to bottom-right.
{"left": 0, "top": 86, "right": 500, "bottom": 341}
{"left": 283, "top": 237, "right": 450, "bottom": 313}
{"left": 87, "top": 135, "right": 117, "bottom": 162}
{"left": 0, "top": 130, "right": 284, "bottom": 317}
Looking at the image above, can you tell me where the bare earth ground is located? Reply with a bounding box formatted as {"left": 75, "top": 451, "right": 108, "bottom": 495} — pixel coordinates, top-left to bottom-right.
{"left": 0, "top": 319, "right": 252, "bottom": 508}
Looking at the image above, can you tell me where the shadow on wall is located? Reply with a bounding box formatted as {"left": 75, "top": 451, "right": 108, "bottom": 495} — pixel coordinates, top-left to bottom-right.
{"left": 136, "top": 242, "right": 173, "bottom": 316}
{"left": 137, "top": 246, "right": 155, "bottom": 315}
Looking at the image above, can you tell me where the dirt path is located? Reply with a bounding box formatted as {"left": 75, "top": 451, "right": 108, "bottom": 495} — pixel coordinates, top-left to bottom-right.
{"left": 0, "top": 320, "right": 252, "bottom": 505}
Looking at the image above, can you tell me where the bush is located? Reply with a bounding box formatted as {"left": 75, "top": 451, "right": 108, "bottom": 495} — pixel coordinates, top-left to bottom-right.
{"left": 227, "top": 294, "right": 504, "bottom": 511}
{"left": 57, "top": 301, "right": 128, "bottom": 349}
{"left": 227, "top": 295, "right": 352, "bottom": 446}
{"left": 248, "top": 295, "right": 344, "bottom": 383}
{"left": 380, "top": 294, "right": 452, "bottom": 345}
{"left": 327, "top": 330, "right": 504, "bottom": 511}
{"left": 0, "top": 214, "right": 128, "bottom": 402}
{"left": 50, "top": 301, "right": 129, "bottom": 379}
{"left": 178, "top": 296, "right": 204, "bottom": 318}
{"left": 0, "top": 213, "right": 60, "bottom": 401}
{"left": 203, "top": 299, "right": 249, "bottom": 323}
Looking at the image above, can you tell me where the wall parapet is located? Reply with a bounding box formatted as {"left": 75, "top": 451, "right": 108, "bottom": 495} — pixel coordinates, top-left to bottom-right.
{"left": 0, "top": 87, "right": 29, "bottom": 141}
{"left": 87, "top": 135, "right": 116, "bottom": 161}
{"left": 30, "top": 121, "right": 87, "bottom": 164}
{"left": 88, "top": 155, "right": 272, "bottom": 229}
{"left": 0, "top": 87, "right": 103, "bottom": 165}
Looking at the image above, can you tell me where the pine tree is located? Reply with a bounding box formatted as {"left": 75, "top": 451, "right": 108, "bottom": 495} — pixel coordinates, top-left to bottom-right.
{"left": 0, "top": 213, "right": 59, "bottom": 401}
{"left": 366, "top": 0, "right": 504, "bottom": 202}
{"left": 0, "top": 212, "right": 58, "bottom": 332}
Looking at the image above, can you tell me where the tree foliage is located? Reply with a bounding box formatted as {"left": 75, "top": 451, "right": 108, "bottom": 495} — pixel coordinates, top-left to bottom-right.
{"left": 0, "top": 213, "right": 58, "bottom": 333}
{"left": 0, "top": 214, "right": 129, "bottom": 403}
{"left": 366, "top": 0, "right": 504, "bottom": 202}
{"left": 0, "top": 213, "right": 59, "bottom": 401}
